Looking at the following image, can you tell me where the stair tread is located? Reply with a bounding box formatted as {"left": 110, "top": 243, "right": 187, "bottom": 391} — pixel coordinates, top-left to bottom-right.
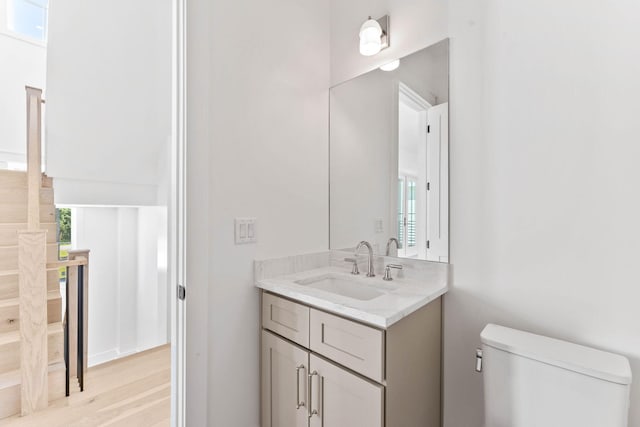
{"left": 0, "top": 290, "right": 61, "bottom": 309}
{"left": 0, "top": 369, "right": 20, "bottom": 388}
{"left": 0, "top": 361, "right": 66, "bottom": 389}
{"left": 0, "top": 170, "right": 50, "bottom": 179}
{"left": 0, "top": 201, "right": 55, "bottom": 206}
{"left": 0, "top": 322, "right": 63, "bottom": 346}
{"left": 0, "top": 265, "right": 64, "bottom": 277}
{"left": 0, "top": 243, "right": 60, "bottom": 249}
{"left": 0, "top": 222, "right": 57, "bottom": 227}
{"left": 0, "top": 270, "right": 19, "bottom": 278}
{"left": 0, "top": 242, "right": 59, "bottom": 248}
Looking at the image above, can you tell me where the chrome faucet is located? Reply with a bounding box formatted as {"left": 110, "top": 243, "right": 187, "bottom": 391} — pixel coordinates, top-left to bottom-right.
{"left": 355, "top": 241, "right": 375, "bottom": 277}
{"left": 383, "top": 263, "right": 403, "bottom": 281}
{"left": 343, "top": 257, "right": 360, "bottom": 275}
{"left": 385, "top": 237, "right": 400, "bottom": 256}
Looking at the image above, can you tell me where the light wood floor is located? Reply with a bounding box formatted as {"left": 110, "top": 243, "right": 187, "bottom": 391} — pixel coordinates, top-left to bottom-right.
{"left": 0, "top": 345, "right": 171, "bottom": 427}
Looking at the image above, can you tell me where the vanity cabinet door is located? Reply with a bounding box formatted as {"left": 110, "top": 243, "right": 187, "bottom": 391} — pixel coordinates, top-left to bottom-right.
{"left": 308, "top": 354, "right": 384, "bottom": 427}
{"left": 261, "top": 331, "right": 309, "bottom": 427}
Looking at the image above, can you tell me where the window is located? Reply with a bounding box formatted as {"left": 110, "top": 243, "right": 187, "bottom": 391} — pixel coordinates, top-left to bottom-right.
{"left": 57, "top": 208, "right": 72, "bottom": 282}
{"left": 397, "top": 175, "right": 418, "bottom": 257}
{"left": 6, "top": 0, "right": 48, "bottom": 42}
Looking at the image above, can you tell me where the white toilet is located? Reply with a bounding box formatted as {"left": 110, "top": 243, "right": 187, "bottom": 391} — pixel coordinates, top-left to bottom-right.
{"left": 480, "top": 324, "right": 632, "bottom": 427}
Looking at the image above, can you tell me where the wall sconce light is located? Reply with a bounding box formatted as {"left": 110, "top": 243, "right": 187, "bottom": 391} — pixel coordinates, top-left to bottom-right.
{"left": 359, "top": 15, "right": 389, "bottom": 56}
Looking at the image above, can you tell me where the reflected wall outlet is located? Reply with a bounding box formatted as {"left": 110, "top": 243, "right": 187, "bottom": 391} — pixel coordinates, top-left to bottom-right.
{"left": 235, "top": 218, "right": 257, "bottom": 244}
{"left": 375, "top": 218, "right": 384, "bottom": 233}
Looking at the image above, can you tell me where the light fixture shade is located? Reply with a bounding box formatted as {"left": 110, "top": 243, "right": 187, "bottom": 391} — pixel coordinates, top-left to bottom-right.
{"left": 359, "top": 18, "right": 383, "bottom": 56}
{"left": 380, "top": 59, "right": 400, "bottom": 71}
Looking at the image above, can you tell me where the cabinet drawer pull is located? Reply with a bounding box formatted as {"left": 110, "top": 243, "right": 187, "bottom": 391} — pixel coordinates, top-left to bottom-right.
{"left": 308, "top": 371, "right": 319, "bottom": 418}
{"left": 296, "top": 364, "right": 305, "bottom": 409}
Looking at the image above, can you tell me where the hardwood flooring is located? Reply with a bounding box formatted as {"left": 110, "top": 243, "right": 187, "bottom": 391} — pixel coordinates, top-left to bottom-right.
{"left": 0, "top": 345, "right": 171, "bottom": 427}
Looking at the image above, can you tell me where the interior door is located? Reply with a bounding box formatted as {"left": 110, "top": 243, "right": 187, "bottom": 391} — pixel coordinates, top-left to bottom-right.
{"left": 261, "top": 331, "right": 309, "bottom": 427}
{"left": 308, "top": 354, "right": 384, "bottom": 427}
{"left": 426, "top": 103, "right": 449, "bottom": 262}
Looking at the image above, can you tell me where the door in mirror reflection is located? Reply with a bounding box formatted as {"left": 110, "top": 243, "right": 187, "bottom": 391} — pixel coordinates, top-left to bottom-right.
{"left": 397, "top": 82, "right": 449, "bottom": 262}
{"left": 426, "top": 103, "right": 449, "bottom": 262}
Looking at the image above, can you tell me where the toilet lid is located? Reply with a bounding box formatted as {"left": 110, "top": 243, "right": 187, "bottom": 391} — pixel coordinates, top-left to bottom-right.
{"left": 481, "top": 324, "right": 632, "bottom": 385}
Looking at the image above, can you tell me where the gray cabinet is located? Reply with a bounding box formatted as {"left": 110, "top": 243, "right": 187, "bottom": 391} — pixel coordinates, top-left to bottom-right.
{"left": 261, "top": 330, "right": 383, "bottom": 427}
{"left": 261, "top": 291, "right": 442, "bottom": 427}
{"left": 261, "top": 330, "right": 308, "bottom": 427}
{"left": 262, "top": 292, "right": 309, "bottom": 347}
{"left": 309, "top": 308, "right": 384, "bottom": 383}
{"left": 308, "top": 354, "right": 383, "bottom": 427}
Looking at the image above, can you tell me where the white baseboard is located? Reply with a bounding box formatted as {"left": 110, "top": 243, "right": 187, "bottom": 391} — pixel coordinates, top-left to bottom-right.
{"left": 88, "top": 349, "right": 119, "bottom": 367}
{"left": 117, "top": 349, "right": 137, "bottom": 359}
{"left": 88, "top": 348, "right": 139, "bottom": 367}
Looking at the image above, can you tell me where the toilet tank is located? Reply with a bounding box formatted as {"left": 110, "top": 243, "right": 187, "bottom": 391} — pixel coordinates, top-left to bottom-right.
{"left": 480, "top": 324, "right": 632, "bottom": 427}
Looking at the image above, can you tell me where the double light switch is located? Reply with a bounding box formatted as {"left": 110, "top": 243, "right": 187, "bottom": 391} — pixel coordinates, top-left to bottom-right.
{"left": 235, "top": 217, "right": 257, "bottom": 244}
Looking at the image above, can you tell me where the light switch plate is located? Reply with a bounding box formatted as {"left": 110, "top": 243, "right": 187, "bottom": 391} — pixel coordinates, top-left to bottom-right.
{"left": 235, "top": 218, "right": 257, "bottom": 244}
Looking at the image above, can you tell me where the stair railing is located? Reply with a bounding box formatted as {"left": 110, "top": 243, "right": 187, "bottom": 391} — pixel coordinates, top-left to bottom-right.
{"left": 48, "top": 251, "right": 89, "bottom": 394}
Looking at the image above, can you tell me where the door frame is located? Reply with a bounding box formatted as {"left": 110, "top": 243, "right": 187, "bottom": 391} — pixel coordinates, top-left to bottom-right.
{"left": 170, "top": 0, "right": 187, "bottom": 425}
{"left": 394, "top": 82, "right": 432, "bottom": 259}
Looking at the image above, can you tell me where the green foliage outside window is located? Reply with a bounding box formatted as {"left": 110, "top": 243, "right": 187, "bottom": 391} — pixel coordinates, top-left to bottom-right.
{"left": 57, "top": 208, "right": 71, "bottom": 281}
{"left": 58, "top": 208, "right": 71, "bottom": 244}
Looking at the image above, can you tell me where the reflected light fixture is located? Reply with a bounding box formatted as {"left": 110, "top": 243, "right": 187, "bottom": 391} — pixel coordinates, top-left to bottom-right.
{"left": 359, "top": 15, "right": 389, "bottom": 56}
{"left": 379, "top": 59, "right": 400, "bottom": 71}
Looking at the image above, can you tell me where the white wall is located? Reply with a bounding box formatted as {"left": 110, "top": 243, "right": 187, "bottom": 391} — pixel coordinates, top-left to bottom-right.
{"left": 137, "top": 206, "right": 169, "bottom": 348}
{"left": 331, "top": 1, "right": 640, "bottom": 426}
{"left": 72, "top": 206, "right": 169, "bottom": 366}
{"left": 73, "top": 208, "right": 119, "bottom": 364}
{"left": 186, "top": 0, "right": 330, "bottom": 424}
{"left": 0, "top": 31, "right": 46, "bottom": 165}
{"left": 45, "top": 0, "right": 171, "bottom": 205}
{"left": 445, "top": 1, "right": 640, "bottom": 425}
{"left": 116, "top": 208, "right": 138, "bottom": 357}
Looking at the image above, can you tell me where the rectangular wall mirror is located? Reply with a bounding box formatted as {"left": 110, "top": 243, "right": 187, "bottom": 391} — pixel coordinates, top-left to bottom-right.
{"left": 329, "top": 39, "right": 449, "bottom": 262}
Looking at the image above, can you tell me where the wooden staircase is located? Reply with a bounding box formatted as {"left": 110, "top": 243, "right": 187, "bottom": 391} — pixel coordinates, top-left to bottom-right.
{"left": 0, "top": 170, "right": 65, "bottom": 418}
{"left": 0, "top": 87, "right": 90, "bottom": 420}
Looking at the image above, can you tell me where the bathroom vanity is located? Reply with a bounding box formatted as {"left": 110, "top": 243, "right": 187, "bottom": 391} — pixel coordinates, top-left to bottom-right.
{"left": 257, "top": 39, "right": 451, "bottom": 427}
{"left": 256, "top": 251, "right": 448, "bottom": 427}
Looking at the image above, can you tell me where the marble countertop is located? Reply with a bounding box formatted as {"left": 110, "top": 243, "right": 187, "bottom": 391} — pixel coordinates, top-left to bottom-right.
{"left": 255, "top": 254, "right": 448, "bottom": 329}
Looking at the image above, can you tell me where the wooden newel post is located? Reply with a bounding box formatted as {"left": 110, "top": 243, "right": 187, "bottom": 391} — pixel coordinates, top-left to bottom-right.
{"left": 18, "top": 87, "right": 48, "bottom": 415}
{"left": 17, "top": 231, "right": 48, "bottom": 414}
{"left": 24, "top": 87, "right": 41, "bottom": 231}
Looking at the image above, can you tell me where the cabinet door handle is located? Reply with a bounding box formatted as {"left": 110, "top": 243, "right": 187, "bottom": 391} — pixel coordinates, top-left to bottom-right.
{"left": 296, "top": 365, "right": 305, "bottom": 409}
{"left": 308, "top": 371, "right": 319, "bottom": 419}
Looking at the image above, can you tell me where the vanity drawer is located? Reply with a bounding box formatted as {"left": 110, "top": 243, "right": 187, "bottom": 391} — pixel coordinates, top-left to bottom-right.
{"left": 309, "top": 308, "right": 384, "bottom": 383}
{"left": 262, "top": 292, "right": 309, "bottom": 347}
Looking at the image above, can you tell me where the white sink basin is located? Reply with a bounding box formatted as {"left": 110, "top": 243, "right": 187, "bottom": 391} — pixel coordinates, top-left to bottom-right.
{"left": 295, "top": 274, "right": 384, "bottom": 301}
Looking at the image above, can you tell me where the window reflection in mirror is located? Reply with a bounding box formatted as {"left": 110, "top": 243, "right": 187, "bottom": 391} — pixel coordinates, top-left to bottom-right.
{"left": 329, "top": 39, "right": 449, "bottom": 263}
